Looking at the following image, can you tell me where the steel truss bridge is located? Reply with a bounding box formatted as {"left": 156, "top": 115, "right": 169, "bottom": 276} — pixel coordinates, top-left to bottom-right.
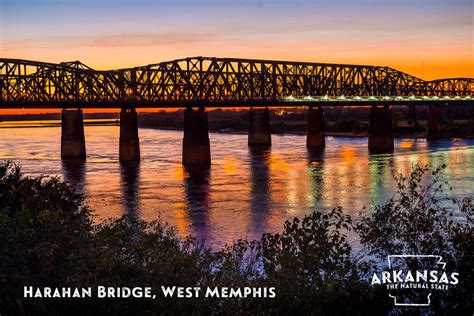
{"left": 0, "top": 56, "right": 473, "bottom": 108}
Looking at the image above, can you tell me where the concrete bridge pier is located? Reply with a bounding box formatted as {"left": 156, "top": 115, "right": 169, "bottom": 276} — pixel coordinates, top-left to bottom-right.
{"left": 426, "top": 104, "right": 443, "bottom": 140}
{"left": 368, "top": 105, "right": 394, "bottom": 153}
{"left": 248, "top": 108, "right": 271, "bottom": 146}
{"left": 120, "top": 107, "right": 140, "bottom": 161}
{"left": 61, "top": 109, "right": 86, "bottom": 159}
{"left": 306, "top": 106, "right": 325, "bottom": 150}
{"left": 182, "top": 107, "right": 211, "bottom": 165}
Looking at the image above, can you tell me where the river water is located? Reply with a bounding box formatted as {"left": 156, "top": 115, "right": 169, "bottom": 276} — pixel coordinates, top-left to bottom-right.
{"left": 0, "top": 124, "right": 473, "bottom": 248}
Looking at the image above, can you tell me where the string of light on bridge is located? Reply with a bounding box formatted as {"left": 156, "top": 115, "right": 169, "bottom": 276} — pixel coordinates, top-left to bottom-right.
{"left": 283, "top": 95, "right": 473, "bottom": 102}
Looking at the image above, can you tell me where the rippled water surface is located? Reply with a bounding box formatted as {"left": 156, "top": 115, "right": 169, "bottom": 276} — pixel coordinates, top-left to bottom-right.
{"left": 1, "top": 125, "right": 473, "bottom": 248}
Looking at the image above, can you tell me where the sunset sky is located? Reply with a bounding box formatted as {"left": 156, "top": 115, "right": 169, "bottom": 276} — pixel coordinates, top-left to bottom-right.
{"left": 0, "top": 0, "right": 473, "bottom": 114}
{"left": 1, "top": 0, "right": 472, "bottom": 79}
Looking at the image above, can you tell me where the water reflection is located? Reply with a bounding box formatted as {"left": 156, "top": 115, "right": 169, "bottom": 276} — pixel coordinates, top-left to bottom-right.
{"left": 307, "top": 149, "right": 325, "bottom": 207}
{"left": 249, "top": 147, "right": 271, "bottom": 233}
{"left": 426, "top": 138, "right": 451, "bottom": 148}
{"left": 1, "top": 126, "right": 473, "bottom": 249}
{"left": 61, "top": 160, "right": 86, "bottom": 194}
{"left": 183, "top": 165, "right": 211, "bottom": 242}
{"left": 120, "top": 161, "right": 141, "bottom": 218}
{"left": 369, "top": 153, "right": 393, "bottom": 205}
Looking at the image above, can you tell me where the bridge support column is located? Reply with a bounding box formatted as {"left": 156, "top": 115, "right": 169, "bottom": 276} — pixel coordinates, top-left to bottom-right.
{"left": 120, "top": 108, "right": 140, "bottom": 161}
{"left": 368, "top": 105, "right": 394, "bottom": 153}
{"left": 306, "top": 106, "right": 325, "bottom": 150}
{"left": 182, "top": 107, "right": 211, "bottom": 165}
{"left": 61, "top": 109, "right": 86, "bottom": 159}
{"left": 248, "top": 108, "right": 271, "bottom": 146}
{"left": 426, "top": 104, "right": 443, "bottom": 140}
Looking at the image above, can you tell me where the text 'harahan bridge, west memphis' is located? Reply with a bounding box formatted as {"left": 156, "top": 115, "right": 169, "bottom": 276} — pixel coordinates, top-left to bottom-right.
{"left": 0, "top": 56, "right": 473, "bottom": 164}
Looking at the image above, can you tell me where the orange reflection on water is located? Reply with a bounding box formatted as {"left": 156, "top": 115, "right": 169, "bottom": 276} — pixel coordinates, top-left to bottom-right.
{"left": 269, "top": 153, "right": 290, "bottom": 173}
{"left": 341, "top": 146, "right": 356, "bottom": 165}
{"left": 400, "top": 141, "right": 414, "bottom": 149}
{"left": 449, "top": 148, "right": 465, "bottom": 167}
{"left": 172, "top": 201, "right": 190, "bottom": 237}
{"left": 173, "top": 164, "right": 185, "bottom": 180}
{"left": 222, "top": 156, "right": 237, "bottom": 175}
{"left": 320, "top": 144, "right": 371, "bottom": 212}
{"left": 269, "top": 152, "right": 307, "bottom": 212}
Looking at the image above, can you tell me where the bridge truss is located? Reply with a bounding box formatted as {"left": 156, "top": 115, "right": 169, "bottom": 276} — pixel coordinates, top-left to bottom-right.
{"left": 0, "top": 57, "right": 472, "bottom": 108}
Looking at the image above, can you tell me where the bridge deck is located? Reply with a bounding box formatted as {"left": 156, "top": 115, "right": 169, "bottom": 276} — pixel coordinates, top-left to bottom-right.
{"left": 1, "top": 99, "right": 473, "bottom": 109}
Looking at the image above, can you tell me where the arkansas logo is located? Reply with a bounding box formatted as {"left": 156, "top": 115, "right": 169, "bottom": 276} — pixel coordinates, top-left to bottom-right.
{"left": 370, "top": 255, "right": 459, "bottom": 306}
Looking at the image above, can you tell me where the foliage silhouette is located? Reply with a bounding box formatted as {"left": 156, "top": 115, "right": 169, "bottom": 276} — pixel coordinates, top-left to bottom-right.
{"left": 0, "top": 161, "right": 471, "bottom": 314}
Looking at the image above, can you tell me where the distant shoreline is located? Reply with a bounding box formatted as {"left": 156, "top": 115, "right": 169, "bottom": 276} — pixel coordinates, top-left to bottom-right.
{"left": 1, "top": 118, "right": 472, "bottom": 139}
{"left": 0, "top": 119, "right": 119, "bottom": 129}
{"left": 139, "top": 126, "right": 456, "bottom": 139}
